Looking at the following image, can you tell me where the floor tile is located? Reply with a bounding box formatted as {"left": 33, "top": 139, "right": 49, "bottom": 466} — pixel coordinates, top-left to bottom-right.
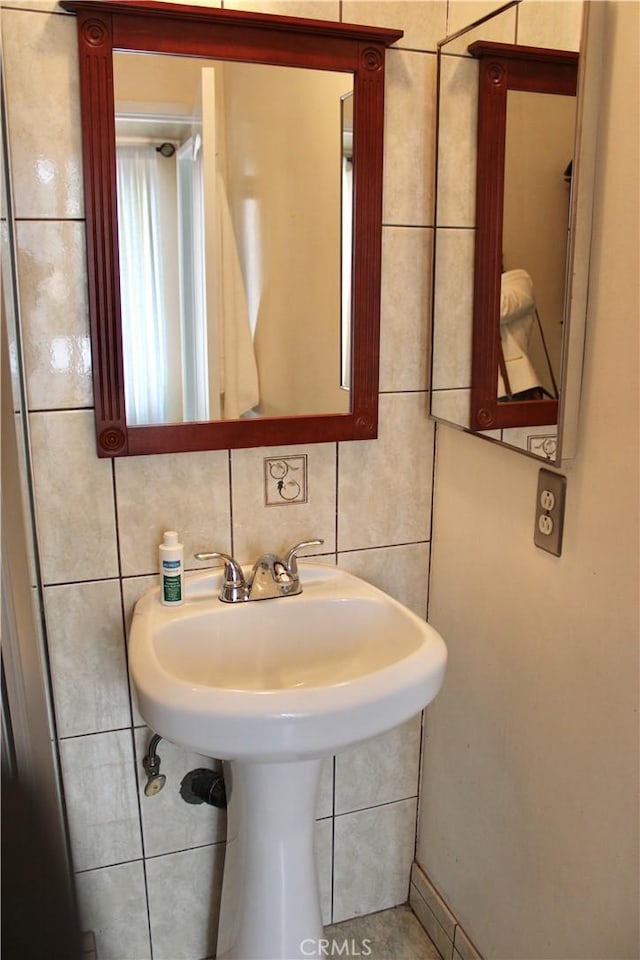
{"left": 325, "top": 904, "right": 441, "bottom": 960}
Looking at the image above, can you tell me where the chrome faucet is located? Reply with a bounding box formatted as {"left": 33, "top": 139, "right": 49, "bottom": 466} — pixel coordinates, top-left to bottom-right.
{"left": 194, "top": 540, "right": 324, "bottom": 603}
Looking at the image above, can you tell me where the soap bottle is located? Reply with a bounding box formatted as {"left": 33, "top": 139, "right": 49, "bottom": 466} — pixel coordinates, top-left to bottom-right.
{"left": 159, "top": 531, "right": 184, "bottom": 606}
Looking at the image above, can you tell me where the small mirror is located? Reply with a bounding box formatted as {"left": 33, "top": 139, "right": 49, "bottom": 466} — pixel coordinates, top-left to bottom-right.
{"left": 62, "top": 0, "right": 402, "bottom": 456}
{"left": 430, "top": 0, "right": 597, "bottom": 465}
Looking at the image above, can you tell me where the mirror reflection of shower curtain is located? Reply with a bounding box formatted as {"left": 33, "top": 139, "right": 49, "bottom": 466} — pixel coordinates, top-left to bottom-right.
{"left": 116, "top": 145, "right": 169, "bottom": 425}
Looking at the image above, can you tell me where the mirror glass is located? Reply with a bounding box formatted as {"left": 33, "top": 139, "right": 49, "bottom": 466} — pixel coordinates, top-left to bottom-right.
{"left": 430, "top": 0, "right": 584, "bottom": 464}
{"left": 113, "top": 52, "right": 353, "bottom": 426}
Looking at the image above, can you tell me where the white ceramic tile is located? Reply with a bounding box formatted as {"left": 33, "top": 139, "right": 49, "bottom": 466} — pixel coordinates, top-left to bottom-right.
{"left": 60, "top": 730, "right": 142, "bottom": 872}
{"left": 338, "top": 393, "right": 434, "bottom": 551}
{"left": 342, "top": 1, "right": 446, "bottom": 52}
{"left": 1, "top": 8, "right": 83, "bottom": 218}
{"left": 437, "top": 55, "right": 478, "bottom": 228}
{"left": 134, "top": 728, "right": 227, "bottom": 857}
{"left": 335, "top": 716, "right": 421, "bottom": 814}
{"left": 337, "top": 542, "right": 430, "bottom": 618}
{"left": 383, "top": 49, "right": 436, "bottom": 227}
{"left": 75, "top": 861, "right": 151, "bottom": 960}
{"left": 380, "top": 226, "right": 432, "bottom": 392}
{"left": 431, "top": 389, "right": 471, "bottom": 429}
{"left": 114, "top": 450, "right": 231, "bottom": 576}
{"left": 146, "top": 843, "right": 225, "bottom": 960}
{"left": 516, "top": 0, "right": 583, "bottom": 52}
{"left": 29, "top": 410, "right": 119, "bottom": 584}
{"left": 316, "top": 755, "right": 334, "bottom": 820}
{"left": 333, "top": 798, "right": 418, "bottom": 922}
{"left": 122, "top": 576, "right": 156, "bottom": 727}
{"left": 315, "top": 817, "right": 333, "bottom": 926}
{"left": 16, "top": 220, "right": 92, "bottom": 410}
{"left": 122, "top": 575, "right": 158, "bottom": 637}
{"left": 222, "top": 0, "right": 338, "bottom": 18}
{"left": 432, "top": 228, "right": 475, "bottom": 391}
{"left": 443, "top": 1, "right": 516, "bottom": 55}
{"left": 231, "top": 442, "right": 337, "bottom": 562}
{"left": 2, "top": 2, "right": 69, "bottom": 11}
{"left": 45, "top": 579, "right": 130, "bottom": 738}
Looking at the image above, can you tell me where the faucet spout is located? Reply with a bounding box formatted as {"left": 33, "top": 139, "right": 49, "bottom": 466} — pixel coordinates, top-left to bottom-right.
{"left": 248, "top": 554, "right": 300, "bottom": 601}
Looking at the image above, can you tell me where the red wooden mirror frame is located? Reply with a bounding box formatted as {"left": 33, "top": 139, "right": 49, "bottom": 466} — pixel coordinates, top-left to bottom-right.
{"left": 61, "top": 0, "right": 402, "bottom": 456}
{"left": 468, "top": 41, "right": 578, "bottom": 433}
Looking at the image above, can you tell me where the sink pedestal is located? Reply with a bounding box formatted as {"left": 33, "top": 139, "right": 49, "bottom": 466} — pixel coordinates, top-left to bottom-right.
{"left": 216, "top": 758, "right": 324, "bottom": 960}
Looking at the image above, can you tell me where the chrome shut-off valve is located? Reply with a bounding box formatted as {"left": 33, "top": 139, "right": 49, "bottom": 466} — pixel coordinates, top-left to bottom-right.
{"left": 142, "top": 734, "right": 166, "bottom": 797}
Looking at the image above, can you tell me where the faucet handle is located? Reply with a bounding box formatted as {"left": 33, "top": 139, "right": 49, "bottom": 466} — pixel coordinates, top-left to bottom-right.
{"left": 283, "top": 539, "right": 324, "bottom": 575}
{"left": 193, "top": 551, "right": 248, "bottom": 603}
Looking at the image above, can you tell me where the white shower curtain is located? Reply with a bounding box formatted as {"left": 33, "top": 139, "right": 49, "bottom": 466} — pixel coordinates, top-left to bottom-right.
{"left": 116, "top": 145, "right": 169, "bottom": 425}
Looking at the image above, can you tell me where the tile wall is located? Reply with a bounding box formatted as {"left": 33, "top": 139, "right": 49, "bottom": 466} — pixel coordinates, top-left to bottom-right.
{"left": 2, "top": 1, "right": 446, "bottom": 957}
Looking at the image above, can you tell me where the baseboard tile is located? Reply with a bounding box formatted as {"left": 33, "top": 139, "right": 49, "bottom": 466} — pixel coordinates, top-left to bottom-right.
{"left": 453, "top": 922, "right": 484, "bottom": 960}
{"left": 410, "top": 863, "right": 483, "bottom": 960}
{"left": 409, "top": 882, "right": 454, "bottom": 960}
{"left": 82, "top": 930, "right": 97, "bottom": 960}
{"left": 411, "top": 862, "right": 456, "bottom": 938}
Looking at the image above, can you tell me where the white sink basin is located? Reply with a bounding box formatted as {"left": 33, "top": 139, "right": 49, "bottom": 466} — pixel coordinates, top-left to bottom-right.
{"left": 129, "top": 563, "right": 446, "bottom": 761}
{"left": 129, "top": 562, "right": 446, "bottom": 959}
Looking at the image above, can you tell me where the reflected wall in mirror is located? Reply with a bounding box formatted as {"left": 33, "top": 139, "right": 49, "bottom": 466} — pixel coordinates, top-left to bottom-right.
{"left": 62, "top": 0, "right": 402, "bottom": 456}
{"left": 430, "top": 0, "right": 595, "bottom": 465}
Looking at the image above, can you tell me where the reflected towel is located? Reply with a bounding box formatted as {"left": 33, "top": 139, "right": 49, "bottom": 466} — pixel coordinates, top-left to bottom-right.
{"left": 498, "top": 269, "right": 542, "bottom": 397}
{"left": 500, "top": 267, "right": 536, "bottom": 324}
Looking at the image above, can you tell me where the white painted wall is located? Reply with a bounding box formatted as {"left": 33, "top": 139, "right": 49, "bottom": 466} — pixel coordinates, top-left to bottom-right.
{"left": 418, "top": 3, "right": 639, "bottom": 957}
{"left": 223, "top": 61, "right": 350, "bottom": 417}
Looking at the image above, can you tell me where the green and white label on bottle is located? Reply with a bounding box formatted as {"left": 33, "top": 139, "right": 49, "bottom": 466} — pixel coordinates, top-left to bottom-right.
{"left": 162, "top": 560, "right": 182, "bottom": 602}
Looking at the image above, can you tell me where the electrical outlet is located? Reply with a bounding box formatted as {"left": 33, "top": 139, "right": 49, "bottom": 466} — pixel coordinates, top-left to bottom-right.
{"left": 534, "top": 468, "right": 566, "bottom": 556}
{"left": 264, "top": 455, "right": 308, "bottom": 506}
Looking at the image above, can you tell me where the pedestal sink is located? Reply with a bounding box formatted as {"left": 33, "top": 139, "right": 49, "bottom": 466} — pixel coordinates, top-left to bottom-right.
{"left": 129, "top": 563, "right": 447, "bottom": 960}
